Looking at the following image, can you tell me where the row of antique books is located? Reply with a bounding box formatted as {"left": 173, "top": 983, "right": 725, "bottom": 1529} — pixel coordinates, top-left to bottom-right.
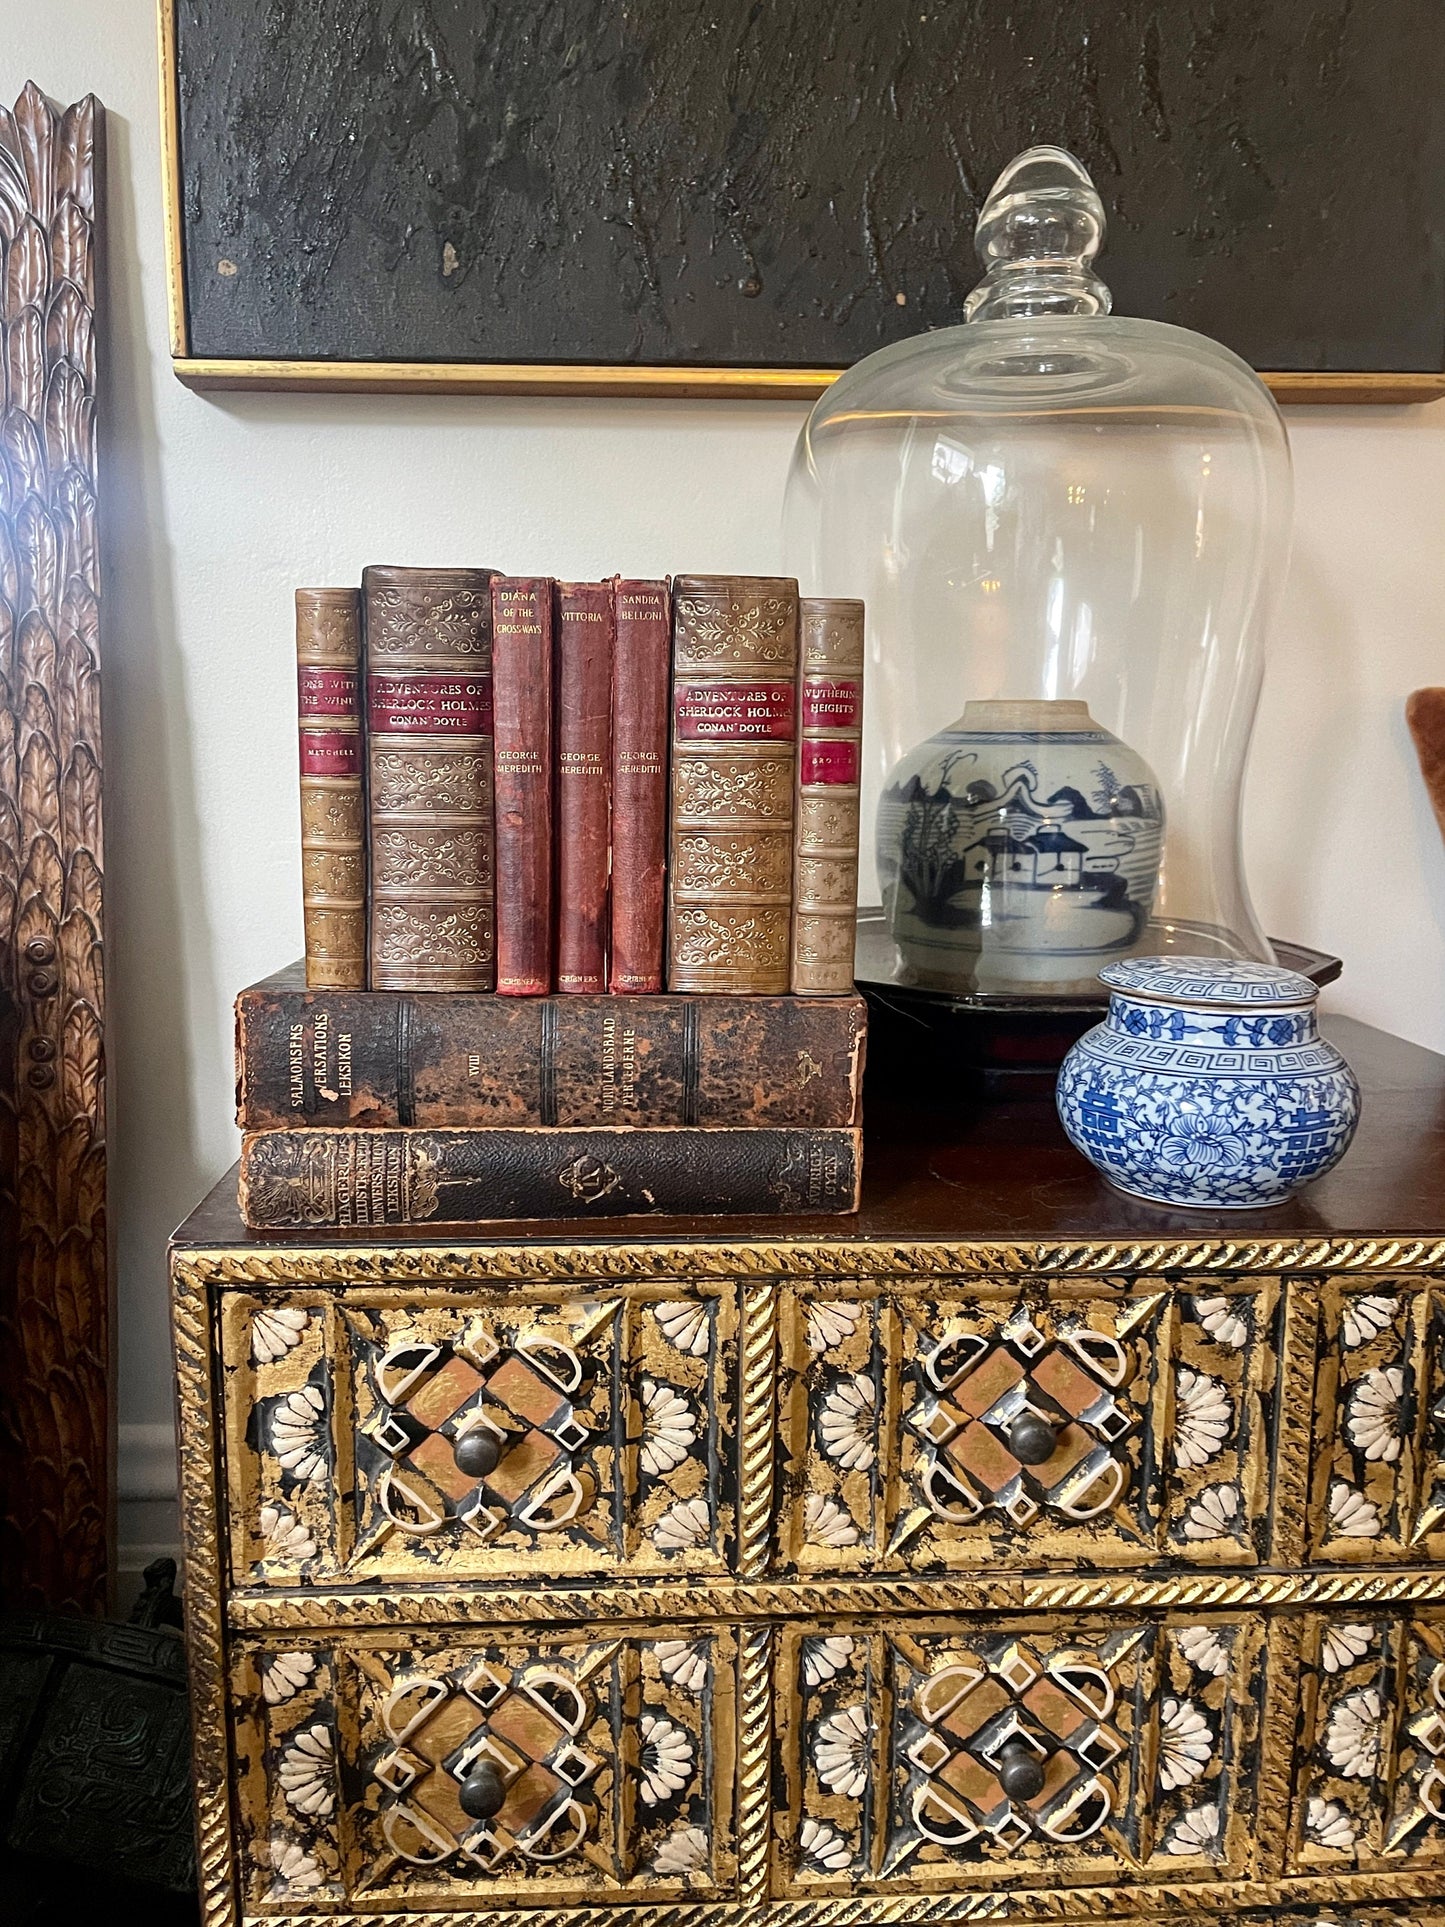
{"left": 298, "top": 569, "right": 865, "bottom": 998}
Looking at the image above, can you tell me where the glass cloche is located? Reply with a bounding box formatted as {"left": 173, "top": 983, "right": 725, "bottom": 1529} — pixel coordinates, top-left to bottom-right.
{"left": 783, "top": 145, "right": 1293, "bottom": 1000}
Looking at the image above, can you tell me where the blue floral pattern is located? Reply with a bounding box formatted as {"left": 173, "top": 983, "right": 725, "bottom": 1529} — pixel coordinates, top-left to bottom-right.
{"left": 1058, "top": 979, "right": 1361, "bottom": 1209}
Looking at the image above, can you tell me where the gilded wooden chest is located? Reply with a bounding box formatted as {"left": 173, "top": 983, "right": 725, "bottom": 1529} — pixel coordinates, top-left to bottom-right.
{"left": 170, "top": 1016, "right": 1445, "bottom": 1926}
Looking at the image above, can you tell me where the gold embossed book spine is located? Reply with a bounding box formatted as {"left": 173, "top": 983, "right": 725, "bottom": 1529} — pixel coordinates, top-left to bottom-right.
{"left": 791, "top": 596, "right": 864, "bottom": 994}
{"left": 295, "top": 587, "right": 365, "bottom": 988}
{"left": 667, "top": 574, "right": 799, "bottom": 993}
{"left": 363, "top": 565, "right": 498, "bottom": 990}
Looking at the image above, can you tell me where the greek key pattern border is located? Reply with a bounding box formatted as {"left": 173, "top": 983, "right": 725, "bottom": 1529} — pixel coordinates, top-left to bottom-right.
{"left": 175, "top": 1239, "right": 1445, "bottom": 1288}
{"left": 171, "top": 1262, "right": 239, "bottom": 1927}
{"left": 255, "top": 1866, "right": 1445, "bottom": 1924}
{"left": 225, "top": 1565, "right": 1445, "bottom": 1632}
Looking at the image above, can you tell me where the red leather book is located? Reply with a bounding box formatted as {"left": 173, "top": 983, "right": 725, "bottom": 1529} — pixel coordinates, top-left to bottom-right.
{"left": 553, "top": 581, "right": 613, "bottom": 993}
{"left": 295, "top": 587, "right": 365, "bottom": 988}
{"left": 492, "top": 577, "right": 554, "bottom": 994}
{"left": 609, "top": 578, "right": 670, "bottom": 992}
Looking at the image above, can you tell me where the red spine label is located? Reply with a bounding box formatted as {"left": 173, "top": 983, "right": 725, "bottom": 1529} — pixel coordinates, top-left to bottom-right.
{"left": 674, "top": 681, "right": 796, "bottom": 741}
{"left": 801, "top": 677, "right": 862, "bottom": 730}
{"left": 298, "top": 666, "right": 358, "bottom": 715}
{"left": 368, "top": 673, "right": 494, "bottom": 735}
{"left": 300, "top": 730, "right": 361, "bottom": 777}
{"left": 800, "top": 739, "right": 860, "bottom": 786}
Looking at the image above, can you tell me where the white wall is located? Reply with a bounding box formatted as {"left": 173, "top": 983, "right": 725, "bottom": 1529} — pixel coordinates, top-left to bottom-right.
{"left": 7, "top": 0, "right": 1445, "bottom": 1584}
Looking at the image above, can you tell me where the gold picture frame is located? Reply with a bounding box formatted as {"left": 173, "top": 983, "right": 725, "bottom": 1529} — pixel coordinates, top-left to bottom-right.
{"left": 157, "top": 1, "right": 1445, "bottom": 408}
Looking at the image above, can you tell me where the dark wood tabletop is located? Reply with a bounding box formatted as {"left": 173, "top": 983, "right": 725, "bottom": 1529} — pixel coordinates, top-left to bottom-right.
{"left": 172, "top": 1016, "right": 1445, "bottom": 1252}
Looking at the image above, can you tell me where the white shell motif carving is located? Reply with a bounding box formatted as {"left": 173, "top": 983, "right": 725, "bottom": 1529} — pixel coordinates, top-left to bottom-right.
{"left": 259, "top": 1502, "right": 317, "bottom": 1562}
{"left": 803, "top": 1493, "right": 860, "bottom": 1548}
{"left": 252, "top": 1306, "right": 309, "bottom": 1364}
{"left": 652, "top": 1495, "right": 711, "bottom": 1551}
{"left": 1346, "top": 1367, "right": 1405, "bottom": 1463}
{"left": 1173, "top": 1368, "right": 1232, "bottom": 1469}
{"left": 1182, "top": 1482, "right": 1241, "bottom": 1541}
{"left": 814, "top": 1703, "right": 869, "bottom": 1797}
{"left": 261, "top": 1650, "right": 318, "bottom": 1705}
{"left": 1157, "top": 1697, "right": 1213, "bottom": 1790}
{"left": 1193, "top": 1297, "right": 1248, "bottom": 1348}
{"left": 270, "top": 1384, "right": 328, "bottom": 1482}
{"left": 1324, "top": 1687, "right": 1382, "bottom": 1778}
{"left": 652, "top": 1825, "right": 708, "bottom": 1875}
{"left": 278, "top": 1723, "right": 336, "bottom": 1817}
{"left": 802, "top": 1635, "right": 855, "bottom": 1686}
{"left": 268, "top": 1840, "right": 323, "bottom": 1891}
{"left": 806, "top": 1300, "right": 862, "bottom": 1355}
{"left": 1175, "top": 1625, "right": 1231, "bottom": 1678}
{"left": 1163, "top": 1803, "right": 1219, "bottom": 1855}
{"left": 1341, "top": 1294, "right": 1398, "bottom": 1350}
{"left": 654, "top": 1640, "right": 708, "bottom": 1694}
{"left": 819, "top": 1374, "right": 877, "bottom": 1471}
{"left": 1307, "top": 1795, "right": 1360, "bottom": 1850}
{"left": 1320, "top": 1623, "right": 1374, "bottom": 1675}
{"left": 1328, "top": 1481, "right": 1381, "bottom": 1539}
{"left": 799, "top": 1815, "right": 852, "bottom": 1870}
{"left": 639, "top": 1713, "right": 695, "bottom": 1805}
{"left": 653, "top": 1300, "right": 711, "bottom": 1357}
{"left": 638, "top": 1378, "right": 697, "bottom": 1475}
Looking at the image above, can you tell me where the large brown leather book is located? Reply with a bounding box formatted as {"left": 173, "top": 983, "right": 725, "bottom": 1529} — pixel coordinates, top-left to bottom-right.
{"left": 792, "top": 596, "right": 865, "bottom": 994}
{"left": 295, "top": 586, "right": 365, "bottom": 988}
{"left": 238, "top": 1124, "right": 861, "bottom": 1227}
{"left": 667, "top": 575, "right": 799, "bottom": 993}
{"left": 363, "top": 566, "right": 497, "bottom": 990}
{"left": 234, "top": 965, "right": 866, "bottom": 1129}
{"left": 554, "top": 581, "right": 613, "bottom": 993}
{"left": 492, "top": 577, "right": 554, "bottom": 994}
{"left": 609, "top": 578, "right": 670, "bottom": 992}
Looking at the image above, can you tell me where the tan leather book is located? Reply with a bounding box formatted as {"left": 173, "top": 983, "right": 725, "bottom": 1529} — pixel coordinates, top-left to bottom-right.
{"left": 667, "top": 575, "right": 799, "bottom": 993}
{"left": 791, "top": 597, "right": 865, "bottom": 994}
{"left": 295, "top": 587, "right": 365, "bottom": 988}
{"left": 363, "top": 566, "right": 498, "bottom": 990}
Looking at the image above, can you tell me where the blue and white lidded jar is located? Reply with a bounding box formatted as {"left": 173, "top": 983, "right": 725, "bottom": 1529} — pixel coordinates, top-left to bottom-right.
{"left": 1056, "top": 956, "right": 1361, "bottom": 1208}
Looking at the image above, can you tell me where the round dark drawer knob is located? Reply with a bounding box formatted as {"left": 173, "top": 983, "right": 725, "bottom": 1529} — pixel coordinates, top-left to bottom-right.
{"left": 458, "top": 1759, "right": 506, "bottom": 1820}
{"left": 996, "top": 1739, "right": 1046, "bottom": 1801}
{"left": 1008, "top": 1410, "right": 1058, "bottom": 1466}
{"left": 454, "top": 1429, "right": 502, "bottom": 1478}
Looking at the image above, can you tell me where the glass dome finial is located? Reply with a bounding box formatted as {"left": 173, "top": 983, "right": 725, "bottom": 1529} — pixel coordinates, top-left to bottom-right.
{"left": 964, "top": 145, "right": 1112, "bottom": 322}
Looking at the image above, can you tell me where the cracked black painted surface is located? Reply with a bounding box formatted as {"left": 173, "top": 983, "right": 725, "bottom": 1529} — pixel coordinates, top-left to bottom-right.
{"left": 175, "top": 0, "right": 1445, "bottom": 371}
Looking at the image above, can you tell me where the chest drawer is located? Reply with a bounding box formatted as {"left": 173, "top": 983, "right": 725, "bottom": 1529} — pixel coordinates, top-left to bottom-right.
{"left": 220, "top": 1283, "right": 737, "bottom": 1587}
{"left": 778, "top": 1277, "right": 1279, "bottom": 1572}
{"left": 230, "top": 1622, "right": 736, "bottom": 1909}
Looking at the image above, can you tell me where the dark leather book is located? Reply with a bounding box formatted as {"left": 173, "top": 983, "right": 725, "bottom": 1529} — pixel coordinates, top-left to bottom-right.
{"left": 295, "top": 586, "right": 365, "bottom": 988}
{"left": 238, "top": 1124, "right": 862, "bottom": 1227}
{"left": 609, "top": 577, "right": 671, "bottom": 992}
{"left": 792, "top": 597, "right": 865, "bottom": 994}
{"left": 492, "top": 577, "right": 554, "bottom": 994}
{"left": 667, "top": 575, "right": 798, "bottom": 993}
{"left": 234, "top": 966, "right": 866, "bottom": 1128}
{"left": 553, "top": 580, "right": 613, "bottom": 993}
{"left": 363, "top": 566, "right": 498, "bottom": 990}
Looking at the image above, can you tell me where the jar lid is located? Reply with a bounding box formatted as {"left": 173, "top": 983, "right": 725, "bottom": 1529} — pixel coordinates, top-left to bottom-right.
{"left": 1099, "top": 955, "right": 1318, "bottom": 1007}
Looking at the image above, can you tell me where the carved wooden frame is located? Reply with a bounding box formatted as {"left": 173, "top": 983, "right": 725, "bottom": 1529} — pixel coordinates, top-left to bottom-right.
{"left": 0, "top": 83, "right": 108, "bottom": 1613}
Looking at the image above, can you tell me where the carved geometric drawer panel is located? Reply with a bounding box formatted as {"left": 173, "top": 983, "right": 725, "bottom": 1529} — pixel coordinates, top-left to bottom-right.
{"left": 220, "top": 1286, "right": 738, "bottom": 1586}
{"left": 1291, "top": 1610, "right": 1445, "bottom": 1873}
{"left": 773, "top": 1610, "right": 1265, "bottom": 1897}
{"left": 1310, "top": 1277, "right": 1445, "bottom": 1562}
{"left": 230, "top": 1625, "right": 737, "bottom": 1909}
{"left": 779, "top": 1279, "right": 1279, "bottom": 1571}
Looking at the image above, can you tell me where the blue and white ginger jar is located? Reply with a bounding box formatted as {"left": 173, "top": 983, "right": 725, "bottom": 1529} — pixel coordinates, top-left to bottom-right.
{"left": 1056, "top": 956, "right": 1361, "bottom": 1208}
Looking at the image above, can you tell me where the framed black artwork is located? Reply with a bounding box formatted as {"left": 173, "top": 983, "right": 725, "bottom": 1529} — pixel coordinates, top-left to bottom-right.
{"left": 159, "top": 0, "right": 1445, "bottom": 403}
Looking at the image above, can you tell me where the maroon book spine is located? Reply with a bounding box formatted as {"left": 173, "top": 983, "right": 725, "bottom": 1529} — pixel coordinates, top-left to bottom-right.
{"left": 553, "top": 581, "right": 614, "bottom": 992}
{"left": 609, "top": 578, "right": 671, "bottom": 992}
{"left": 492, "top": 578, "right": 554, "bottom": 994}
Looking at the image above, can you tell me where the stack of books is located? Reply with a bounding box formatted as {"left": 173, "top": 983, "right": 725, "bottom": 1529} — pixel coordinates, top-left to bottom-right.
{"left": 242, "top": 570, "right": 867, "bottom": 1231}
